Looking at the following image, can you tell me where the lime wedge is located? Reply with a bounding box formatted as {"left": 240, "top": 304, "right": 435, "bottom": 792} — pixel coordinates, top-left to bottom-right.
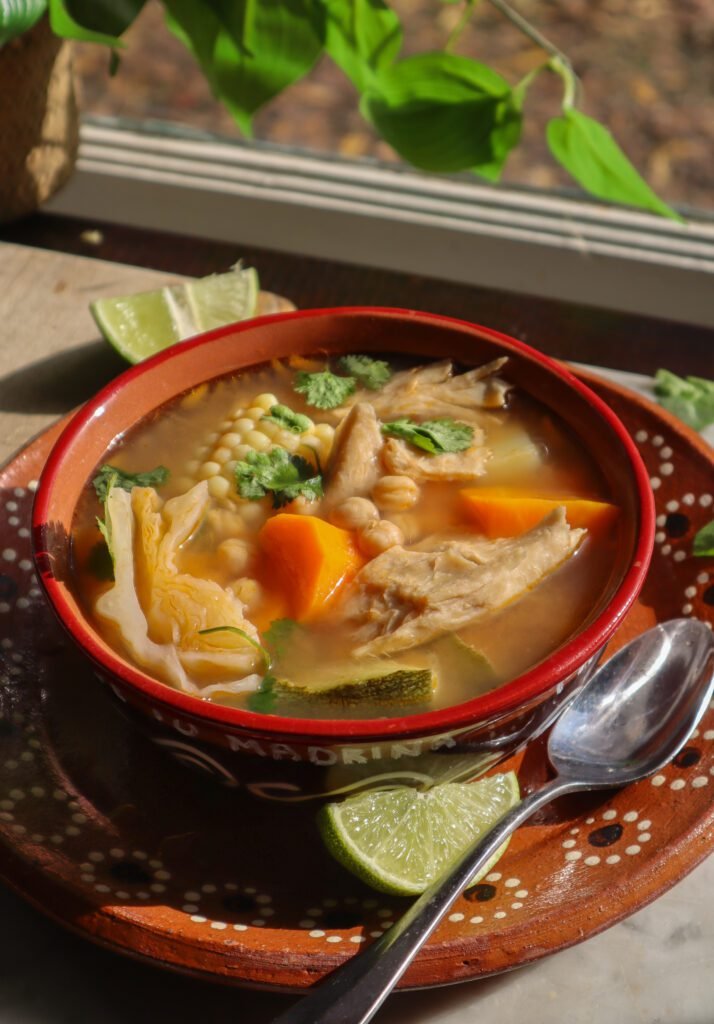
{"left": 91, "top": 265, "right": 260, "bottom": 364}
{"left": 318, "top": 770, "right": 520, "bottom": 896}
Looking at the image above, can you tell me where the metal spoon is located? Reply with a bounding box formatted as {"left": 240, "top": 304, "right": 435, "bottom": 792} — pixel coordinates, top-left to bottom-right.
{"left": 273, "top": 619, "right": 714, "bottom": 1024}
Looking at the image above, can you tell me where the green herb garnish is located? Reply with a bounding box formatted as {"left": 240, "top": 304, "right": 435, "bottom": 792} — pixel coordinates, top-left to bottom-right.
{"left": 235, "top": 448, "right": 323, "bottom": 509}
{"left": 294, "top": 370, "right": 356, "bottom": 410}
{"left": 248, "top": 673, "right": 277, "bottom": 714}
{"left": 262, "top": 403, "right": 312, "bottom": 434}
{"left": 197, "top": 626, "right": 271, "bottom": 668}
{"left": 382, "top": 418, "right": 474, "bottom": 455}
{"left": 693, "top": 521, "right": 714, "bottom": 558}
{"left": 654, "top": 370, "right": 714, "bottom": 431}
{"left": 92, "top": 464, "right": 169, "bottom": 504}
{"left": 338, "top": 355, "right": 392, "bottom": 391}
{"left": 262, "top": 618, "right": 299, "bottom": 658}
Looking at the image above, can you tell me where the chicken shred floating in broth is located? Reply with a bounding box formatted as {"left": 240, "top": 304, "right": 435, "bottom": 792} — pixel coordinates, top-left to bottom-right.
{"left": 71, "top": 354, "right": 620, "bottom": 720}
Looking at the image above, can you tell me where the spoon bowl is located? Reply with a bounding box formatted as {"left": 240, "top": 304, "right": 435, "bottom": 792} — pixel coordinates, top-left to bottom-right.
{"left": 550, "top": 619, "right": 714, "bottom": 786}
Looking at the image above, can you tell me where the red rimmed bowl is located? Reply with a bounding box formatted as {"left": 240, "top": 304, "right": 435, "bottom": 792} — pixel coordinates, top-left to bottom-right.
{"left": 32, "top": 307, "right": 654, "bottom": 793}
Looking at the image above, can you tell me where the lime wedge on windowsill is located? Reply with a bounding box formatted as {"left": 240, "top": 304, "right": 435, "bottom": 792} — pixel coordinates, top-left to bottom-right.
{"left": 318, "top": 770, "right": 520, "bottom": 896}
{"left": 90, "top": 264, "right": 260, "bottom": 364}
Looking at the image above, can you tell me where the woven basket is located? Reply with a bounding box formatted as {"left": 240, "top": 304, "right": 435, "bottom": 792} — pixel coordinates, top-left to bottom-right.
{"left": 0, "top": 16, "right": 79, "bottom": 222}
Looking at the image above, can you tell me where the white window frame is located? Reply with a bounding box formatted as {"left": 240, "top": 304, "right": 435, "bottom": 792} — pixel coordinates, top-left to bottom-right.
{"left": 47, "top": 118, "right": 714, "bottom": 329}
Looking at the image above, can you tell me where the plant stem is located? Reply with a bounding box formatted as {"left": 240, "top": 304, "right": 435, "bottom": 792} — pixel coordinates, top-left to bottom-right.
{"left": 446, "top": 0, "right": 480, "bottom": 53}
{"left": 485, "top": 0, "right": 572, "bottom": 68}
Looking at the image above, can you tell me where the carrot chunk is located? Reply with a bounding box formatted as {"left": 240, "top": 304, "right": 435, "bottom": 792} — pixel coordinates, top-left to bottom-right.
{"left": 258, "top": 514, "right": 364, "bottom": 621}
{"left": 459, "top": 487, "right": 618, "bottom": 538}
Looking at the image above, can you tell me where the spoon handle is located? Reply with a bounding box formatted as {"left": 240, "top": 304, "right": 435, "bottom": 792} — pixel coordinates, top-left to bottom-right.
{"left": 272, "top": 774, "right": 585, "bottom": 1024}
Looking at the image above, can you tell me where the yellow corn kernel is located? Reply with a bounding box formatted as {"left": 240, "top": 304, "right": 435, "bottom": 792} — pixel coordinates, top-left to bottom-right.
{"left": 314, "top": 423, "right": 335, "bottom": 441}
{"left": 208, "top": 476, "right": 231, "bottom": 499}
{"left": 181, "top": 382, "right": 209, "bottom": 409}
{"left": 254, "top": 392, "right": 279, "bottom": 411}
{"left": 223, "top": 459, "right": 238, "bottom": 477}
{"left": 260, "top": 419, "right": 282, "bottom": 440}
{"left": 245, "top": 430, "right": 271, "bottom": 452}
{"left": 233, "top": 417, "right": 255, "bottom": 435}
{"left": 220, "top": 432, "right": 242, "bottom": 448}
{"left": 198, "top": 461, "right": 221, "bottom": 480}
{"left": 234, "top": 444, "right": 252, "bottom": 461}
{"left": 213, "top": 446, "right": 232, "bottom": 464}
{"left": 245, "top": 407, "right": 264, "bottom": 421}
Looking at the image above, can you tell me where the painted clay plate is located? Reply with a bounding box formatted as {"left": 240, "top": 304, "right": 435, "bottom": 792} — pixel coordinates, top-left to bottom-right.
{"left": 0, "top": 373, "right": 712, "bottom": 991}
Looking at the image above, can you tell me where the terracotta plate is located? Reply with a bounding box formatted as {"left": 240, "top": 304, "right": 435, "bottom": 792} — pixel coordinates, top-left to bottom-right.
{"left": 0, "top": 372, "right": 712, "bottom": 991}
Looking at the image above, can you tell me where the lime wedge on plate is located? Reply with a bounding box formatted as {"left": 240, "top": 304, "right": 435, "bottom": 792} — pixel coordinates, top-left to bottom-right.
{"left": 91, "top": 264, "right": 260, "bottom": 364}
{"left": 318, "top": 770, "right": 519, "bottom": 896}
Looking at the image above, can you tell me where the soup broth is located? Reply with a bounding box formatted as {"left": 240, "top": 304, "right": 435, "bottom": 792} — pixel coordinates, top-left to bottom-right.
{"left": 71, "top": 353, "right": 620, "bottom": 719}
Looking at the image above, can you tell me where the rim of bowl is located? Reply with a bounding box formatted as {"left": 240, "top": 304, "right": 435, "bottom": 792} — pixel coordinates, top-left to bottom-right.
{"left": 33, "top": 306, "right": 655, "bottom": 742}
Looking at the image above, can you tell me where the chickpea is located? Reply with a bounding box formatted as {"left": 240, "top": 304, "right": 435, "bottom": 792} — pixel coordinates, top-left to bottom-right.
{"left": 358, "top": 519, "right": 404, "bottom": 558}
{"left": 245, "top": 407, "right": 264, "bottom": 422}
{"left": 234, "top": 417, "right": 255, "bottom": 436}
{"left": 372, "top": 475, "right": 420, "bottom": 512}
{"left": 261, "top": 419, "right": 282, "bottom": 440}
{"left": 217, "top": 538, "right": 254, "bottom": 577}
{"left": 329, "top": 497, "right": 379, "bottom": 531}
{"left": 289, "top": 495, "right": 322, "bottom": 516}
{"left": 245, "top": 430, "right": 271, "bottom": 452}
{"left": 206, "top": 508, "right": 247, "bottom": 540}
{"left": 213, "top": 446, "right": 232, "bottom": 464}
{"left": 220, "top": 432, "right": 242, "bottom": 448}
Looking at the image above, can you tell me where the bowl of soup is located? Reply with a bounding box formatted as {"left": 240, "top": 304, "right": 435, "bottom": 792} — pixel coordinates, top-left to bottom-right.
{"left": 32, "top": 307, "right": 654, "bottom": 793}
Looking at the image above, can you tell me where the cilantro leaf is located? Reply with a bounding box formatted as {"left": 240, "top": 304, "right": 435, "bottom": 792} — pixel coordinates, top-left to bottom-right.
{"left": 654, "top": 370, "right": 714, "bottom": 431}
{"left": 693, "top": 521, "right": 714, "bottom": 558}
{"left": 294, "top": 370, "right": 356, "bottom": 410}
{"left": 338, "top": 354, "right": 392, "bottom": 390}
{"left": 262, "top": 618, "right": 299, "bottom": 659}
{"left": 248, "top": 672, "right": 277, "bottom": 714}
{"left": 262, "top": 403, "right": 312, "bottom": 434}
{"left": 92, "top": 464, "right": 169, "bottom": 504}
{"left": 235, "top": 448, "right": 323, "bottom": 509}
{"left": 382, "top": 418, "right": 474, "bottom": 455}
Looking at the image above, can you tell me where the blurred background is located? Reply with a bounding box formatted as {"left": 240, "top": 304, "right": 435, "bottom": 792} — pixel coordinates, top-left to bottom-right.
{"left": 73, "top": 0, "right": 714, "bottom": 212}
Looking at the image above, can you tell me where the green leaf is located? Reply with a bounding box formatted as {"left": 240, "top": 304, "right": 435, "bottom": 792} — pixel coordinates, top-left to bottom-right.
{"left": 382, "top": 417, "right": 474, "bottom": 454}
{"left": 263, "top": 617, "right": 299, "bottom": 657}
{"left": 653, "top": 370, "right": 714, "bottom": 431}
{"left": 693, "top": 521, "right": 714, "bottom": 558}
{"left": 235, "top": 447, "right": 323, "bottom": 508}
{"left": 165, "top": 0, "right": 325, "bottom": 137}
{"left": 262, "top": 403, "right": 312, "bottom": 433}
{"left": 49, "top": 0, "right": 127, "bottom": 44}
{"left": 248, "top": 672, "right": 277, "bottom": 713}
{"left": 363, "top": 53, "right": 518, "bottom": 175}
{"left": 0, "top": 0, "right": 46, "bottom": 46}
{"left": 546, "top": 109, "right": 681, "bottom": 221}
{"left": 63, "top": 0, "right": 146, "bottom": 36}
{"left": 92, "top": 464, "right": 169, "bottom": 504}
{"left": 323, "top": 0, "right": 402, "bottom": 91}
{"left": 198, "top": 625, "right": 271, "bottom": 667}
{"left": 294, "top": 369, "right": 356, "bottom": 409}
{"left": 338, "top": 354, "right": 392, "bottom": 390}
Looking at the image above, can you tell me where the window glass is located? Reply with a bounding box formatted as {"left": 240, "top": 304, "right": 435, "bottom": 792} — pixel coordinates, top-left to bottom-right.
{"left": 73, "top": 0, "right": 712, "bottom": 211}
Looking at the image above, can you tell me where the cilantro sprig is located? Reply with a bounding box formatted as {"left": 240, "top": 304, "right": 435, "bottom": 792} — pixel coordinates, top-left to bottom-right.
{"left": 654, "top": 370, "right": 714, "bottom": 432}
{"left": 338, "top": 355, "right": 392, "bottom": 391}
{"left": 262, "top": 403, "right": 312, "bottom": 434}
{"left": 235, "top": 448, "right": 323, "bottom": 508}
{"left": 382, "top": 418, "right": 474, "bottom": 455}
{"left": 92, "top": 464, "right": 169, "bottom": 504}
{"left": 294, "top": 370, "right": 356, "bottom": 410}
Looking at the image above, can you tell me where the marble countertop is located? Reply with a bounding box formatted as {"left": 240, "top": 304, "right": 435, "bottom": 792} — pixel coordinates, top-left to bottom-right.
{"left": 0, "top": 242, "right": 712, "bottom": 1024}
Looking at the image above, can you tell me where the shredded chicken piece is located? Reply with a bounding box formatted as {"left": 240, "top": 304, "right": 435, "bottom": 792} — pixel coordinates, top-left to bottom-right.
{"left": 339, "top": 508, "right": 585, "bottom": 657}
{"left": 337, "top": 358, "right": 511, "bottom": 424}
{"left": 381, "top": 437, "right": 491, "bottom": 482}
{"left": 323, "top": 402, "right": 384, "bottom": 509}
